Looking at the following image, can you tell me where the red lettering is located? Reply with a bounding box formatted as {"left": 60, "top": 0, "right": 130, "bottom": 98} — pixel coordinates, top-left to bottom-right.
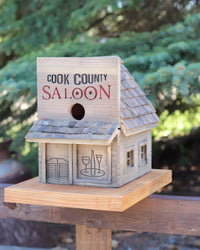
{"left": 65, "top": 88, "right": 67, "bottom": 99}
{"left": 42, "top": 85, "right": 51, "bottom": 100}
{"left": 99, "top": 85, "right": 111, "bottom": 99}
{"left": 52, "top": 87, "right": 61, "bottom": 99}
{"left": 72, "top": 88, "right": 83, "bottom": 99}
{"left": 42, "top": 85, "right": 111, "bottom": 101}
{"left": 84, "top": 86, "right": 97, "bottom": 100}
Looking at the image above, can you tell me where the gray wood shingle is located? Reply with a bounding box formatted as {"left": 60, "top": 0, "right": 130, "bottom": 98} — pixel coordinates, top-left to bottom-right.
{"left": 26, "top": 119, "right": 118, "bottom": 141}
{"left": 120, "top": 63, "right": 159, "bottom": 131}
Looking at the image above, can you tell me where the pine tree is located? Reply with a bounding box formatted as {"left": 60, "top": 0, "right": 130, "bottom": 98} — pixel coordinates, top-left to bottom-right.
{"left": 0, "top": 0, "right": 199, "bottom": 172}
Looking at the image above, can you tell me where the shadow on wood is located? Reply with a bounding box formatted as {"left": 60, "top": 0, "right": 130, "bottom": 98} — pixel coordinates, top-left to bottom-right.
{"left": 1, "top": 186, "right": 200, "bottom": 236}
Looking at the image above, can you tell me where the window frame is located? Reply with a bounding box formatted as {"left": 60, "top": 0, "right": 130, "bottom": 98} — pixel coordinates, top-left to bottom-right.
{"left": 127, "top": 149, "right": 134, "bottom": 169}
{"left": 139, "top": 141, "right": 148, "bottom": 167}
{"left": 124, "top": 145, "right": 135, "bottom": 172}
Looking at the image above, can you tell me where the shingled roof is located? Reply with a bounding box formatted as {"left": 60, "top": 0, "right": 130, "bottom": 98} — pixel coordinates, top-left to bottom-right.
{"left": 120, "top": 63, "right": 159, "bottom": 135}
{"left": 25, "top": 119, "right": 119, "bottom": 145}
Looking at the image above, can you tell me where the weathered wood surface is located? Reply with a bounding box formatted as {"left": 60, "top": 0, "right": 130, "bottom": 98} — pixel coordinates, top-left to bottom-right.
{"left": 120, "top": 63, "right": 159, "bottom": 134}
{"left": 26, "top": 119, "right": 119, "bottom": 145}
{"left": 37, "top": 57, "right": 120, "bottom": 123}
{"left": 76, "top": 225, "right": 111, "bottom": 250}
{"left": 119, "top": 130, "right": 152, "bottom": 186}
{"left": 1, "top": 185, "right": 200, "bottom": 236}
{"left": 4, "top": 170, "right": 171, "bottom": 211}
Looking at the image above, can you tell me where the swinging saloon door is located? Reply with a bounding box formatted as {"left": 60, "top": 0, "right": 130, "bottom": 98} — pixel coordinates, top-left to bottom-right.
{"left": 46, "top": 144, "right": 72, "bottom": 184}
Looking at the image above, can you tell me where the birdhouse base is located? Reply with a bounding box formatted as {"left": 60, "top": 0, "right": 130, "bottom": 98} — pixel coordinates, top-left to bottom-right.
{"left": 4, "top": 169, "right": 172, "bottom": 212}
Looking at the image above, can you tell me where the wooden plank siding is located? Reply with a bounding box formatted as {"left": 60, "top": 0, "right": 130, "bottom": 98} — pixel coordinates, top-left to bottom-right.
{"left": 1, "top": 186, "right": 200, "bottom": 236}
{"left": 37, "top": 57, "right": 120, "bottom": 124}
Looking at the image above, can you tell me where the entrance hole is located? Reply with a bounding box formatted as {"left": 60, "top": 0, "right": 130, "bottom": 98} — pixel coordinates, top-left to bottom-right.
{"left": 71, "top": 103, "right": 85, "bottom": 120}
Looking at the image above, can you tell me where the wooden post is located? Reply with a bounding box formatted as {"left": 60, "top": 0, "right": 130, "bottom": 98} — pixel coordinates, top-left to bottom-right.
{"left": 2, "top": 186, "right": 200, "bottom": 236}
{"left": 76, "top": 224, "right": 112, "bottom": 250}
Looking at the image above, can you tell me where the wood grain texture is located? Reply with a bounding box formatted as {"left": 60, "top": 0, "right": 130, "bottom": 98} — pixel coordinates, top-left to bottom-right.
{"left": 76, "top": 225, "right": 111, "bottom": 250}
{"left": 76, "top": 144, "right": 110, "bottom": 184}
{"left": 41, "top": 143, "right": 46, "bottom": 183}
{"left": 4, "top": 169, "right": 171, "bottom": 211}
{"left": 1, "top": 187, "right": 200, "bottom": 235}
{"left": 120, "top": 63, "right": 159, "bottom": 134}
{"left": 68, "top": 144, "right": 73, "bottom": 185}
{"left": 25, "top": 119, "right": 119, "bottom": 144}
{"left": 110, "top": 135, "right": 119, "bottom": 186}
{"left": 26, "top": 137, "right": 115, "bottom": 146}
{"left": 37, "top": 56, "right": 120, "bottom": 123}
{"left": 38, "top": 143, "right": 42, "bottom": 182}
{"left": 119, "top": 130, "right": 152, "bottom": 186}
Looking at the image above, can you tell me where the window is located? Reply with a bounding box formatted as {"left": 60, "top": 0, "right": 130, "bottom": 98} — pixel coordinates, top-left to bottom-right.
{"left": 126, "top": 149, "right": 134, "bottom": 168}
{"left": 124, "top": 145, "right": 135, "bottom": 173}
{"left": 140, "top": 143, "right": 147, "bottom": 166}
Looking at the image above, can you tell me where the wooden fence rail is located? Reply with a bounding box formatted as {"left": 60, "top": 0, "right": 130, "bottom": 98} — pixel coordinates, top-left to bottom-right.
{"left": 1, "top": 184, "right": 200, "bottom": 249}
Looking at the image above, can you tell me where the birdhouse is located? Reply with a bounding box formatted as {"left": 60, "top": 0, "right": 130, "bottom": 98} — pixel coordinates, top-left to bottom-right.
{"left": 5, "top": 56, "right": 171, "bottom": 212}
{"left": 25, "top": 56, "right": 160, "bottom": 187}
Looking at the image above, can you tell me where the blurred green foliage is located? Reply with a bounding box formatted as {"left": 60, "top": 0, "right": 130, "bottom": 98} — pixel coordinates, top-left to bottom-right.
{"left": 153, "top": 100, "right": 200, "bottom": 139}
{"left": 0, "top": 0, "right": 200, "bottom": 174}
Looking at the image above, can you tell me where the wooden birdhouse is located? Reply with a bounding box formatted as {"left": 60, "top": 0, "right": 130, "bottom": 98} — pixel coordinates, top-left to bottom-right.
{"left": 25, "top": 56, "right": 160, "bottom": 187}
{"left": 5, "top": 56, "right": 172, "bottom": 211}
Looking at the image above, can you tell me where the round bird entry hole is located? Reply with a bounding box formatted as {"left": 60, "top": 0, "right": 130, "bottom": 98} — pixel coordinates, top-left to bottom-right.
{"left": 71, "top": 103, "right": 85, "bottom": 120}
